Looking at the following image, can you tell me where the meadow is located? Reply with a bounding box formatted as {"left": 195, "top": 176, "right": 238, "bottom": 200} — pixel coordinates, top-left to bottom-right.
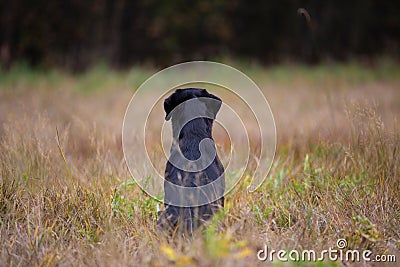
{"left": 0, "top": 60, "right": 399, "bottom": 266}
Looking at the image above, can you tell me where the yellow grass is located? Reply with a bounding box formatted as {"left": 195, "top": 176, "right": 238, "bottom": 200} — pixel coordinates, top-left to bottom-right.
{"left": 1, "top": 62, "right": 399, "bottom": 266}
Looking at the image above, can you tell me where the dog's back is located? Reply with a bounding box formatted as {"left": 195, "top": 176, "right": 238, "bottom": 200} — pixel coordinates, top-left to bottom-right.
{"left": 157, "top": 88, "right": 225, "bottom": 234}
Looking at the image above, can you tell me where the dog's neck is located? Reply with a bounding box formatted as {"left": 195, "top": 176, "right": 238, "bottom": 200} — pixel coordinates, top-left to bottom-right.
{"left": 172, "top": 118, "right": 213, "bottom": 141}
{"left": 170, "top": 118, "right": 214, "bottom": 160}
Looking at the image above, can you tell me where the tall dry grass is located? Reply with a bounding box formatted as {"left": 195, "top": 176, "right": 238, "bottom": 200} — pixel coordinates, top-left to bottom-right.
{"left": 0, "top": 63, "right": 399, "bottom": 266}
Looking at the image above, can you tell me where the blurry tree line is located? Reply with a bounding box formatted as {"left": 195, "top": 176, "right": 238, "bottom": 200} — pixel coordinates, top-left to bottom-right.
{"left": 1, "top": 0, "right": 399, "bottom": 70}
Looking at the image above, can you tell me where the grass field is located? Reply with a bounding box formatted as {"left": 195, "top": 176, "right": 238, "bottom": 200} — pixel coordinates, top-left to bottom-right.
{"left": 1, "top": 60, "right": 399, "bottom": 266}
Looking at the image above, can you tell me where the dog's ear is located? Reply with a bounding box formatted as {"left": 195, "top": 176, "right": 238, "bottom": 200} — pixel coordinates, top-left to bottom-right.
{"left": 200, "top": 90, "right": 222, "bottom": 119}
{"left": 164, "top": 89, "right": 187, "bottom": 121}
{"left": 164, "top": 97, "right": 173, "bottom": 121}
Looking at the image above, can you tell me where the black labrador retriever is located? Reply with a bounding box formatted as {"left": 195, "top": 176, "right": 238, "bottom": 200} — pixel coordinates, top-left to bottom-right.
{"left": 157, "top": 88, "right": 225, "bottom": 235}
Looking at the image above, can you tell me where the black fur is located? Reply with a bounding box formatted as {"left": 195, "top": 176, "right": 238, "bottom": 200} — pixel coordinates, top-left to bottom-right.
{"left": 157, "top": 88, "right": 225, "bottom": 235}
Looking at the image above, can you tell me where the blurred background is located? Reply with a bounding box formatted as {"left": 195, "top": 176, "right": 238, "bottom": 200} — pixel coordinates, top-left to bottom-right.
{"left": 1, "top": 0, "right": 399, "bottom": 70}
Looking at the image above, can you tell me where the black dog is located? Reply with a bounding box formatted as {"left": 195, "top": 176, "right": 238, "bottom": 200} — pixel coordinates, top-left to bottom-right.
{"left": 157, "top": 88, "right": 225, "bottom": 234}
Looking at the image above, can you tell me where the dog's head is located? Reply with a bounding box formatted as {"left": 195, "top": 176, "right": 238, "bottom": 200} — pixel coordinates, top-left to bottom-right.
{"left": 164, "top": 88, "right": 222, "bottom": 121}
